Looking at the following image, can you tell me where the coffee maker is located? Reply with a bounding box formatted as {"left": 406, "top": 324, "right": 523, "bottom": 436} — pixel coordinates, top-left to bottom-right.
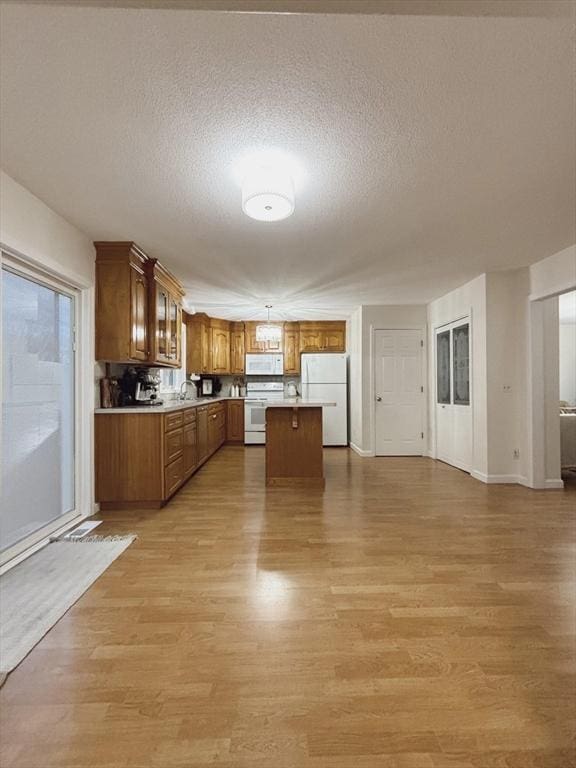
{"left": 119, "top": 367, "right": 163, "bottom": 406}
{"left": 135, "top": 368, "right": 162, "bottom": 405}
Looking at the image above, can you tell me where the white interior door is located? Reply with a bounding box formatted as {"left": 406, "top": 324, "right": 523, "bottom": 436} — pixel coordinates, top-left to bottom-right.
{"left": 435, "top": 319, "right": 472, "bottom": 472}
{"left": 374, "top": 329, "right": 424, "bottom": 456}
{"left": 1, "top": 263, "right": 78, "bottom": 561}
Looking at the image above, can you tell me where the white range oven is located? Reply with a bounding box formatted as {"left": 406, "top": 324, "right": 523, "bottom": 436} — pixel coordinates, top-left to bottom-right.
{"left": 244, "top": 382, "right": 285, "bottom": 444}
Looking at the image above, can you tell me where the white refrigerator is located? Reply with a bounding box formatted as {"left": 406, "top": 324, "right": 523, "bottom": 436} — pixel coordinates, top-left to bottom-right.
{"left": 301, "top": 353, "right": 348, "bottom": 446}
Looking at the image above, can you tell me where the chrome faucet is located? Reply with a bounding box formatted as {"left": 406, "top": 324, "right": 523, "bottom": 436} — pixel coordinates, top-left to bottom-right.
{"left": 179, "top": 379, "right": 196, "bottom": 401}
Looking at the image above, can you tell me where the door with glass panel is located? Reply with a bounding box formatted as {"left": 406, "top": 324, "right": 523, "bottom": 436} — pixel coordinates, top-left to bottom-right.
{"left": 1, "top": 262, "right": 77, "bottom": 561}
{"left": 435, "top": 318, "right": 472, "bottom": 472}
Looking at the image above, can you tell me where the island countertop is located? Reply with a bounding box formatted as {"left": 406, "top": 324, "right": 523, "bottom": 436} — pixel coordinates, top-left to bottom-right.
{"left": 265, "top": 399, "right": 336, "bottom": 408}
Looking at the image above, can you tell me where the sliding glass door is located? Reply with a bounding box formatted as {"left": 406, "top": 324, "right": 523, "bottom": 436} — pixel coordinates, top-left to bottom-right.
{"left": 1, "top": 261, "right": 77, "bottom": 558}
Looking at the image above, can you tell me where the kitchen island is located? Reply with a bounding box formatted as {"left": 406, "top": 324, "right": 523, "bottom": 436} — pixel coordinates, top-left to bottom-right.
{"left": 265, "top": 400, "right": 336, "bottom": 489}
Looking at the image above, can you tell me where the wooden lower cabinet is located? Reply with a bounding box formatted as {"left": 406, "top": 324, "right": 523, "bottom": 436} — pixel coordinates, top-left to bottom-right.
{"left": 165, "top": 455, "right": 184, "bottom": 497}
{"left": 226, "top": 400, "right": 244, "bottom": 442}
{"left": 183, "top": 418, "right": 198, "bottom": 477}
{"left": 208, "top": 402, "right": 225, "bottom": 455}
{"left": 197, "top": 405, "right": 209, "bottom": 464}
{"left": 96, "top": 401, "right": 228, "bottom": 510}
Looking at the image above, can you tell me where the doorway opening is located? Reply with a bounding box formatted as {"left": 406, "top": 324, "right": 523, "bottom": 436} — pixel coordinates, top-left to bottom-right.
{"left": 559, "top": 290, "right": 576, "bottom": 489}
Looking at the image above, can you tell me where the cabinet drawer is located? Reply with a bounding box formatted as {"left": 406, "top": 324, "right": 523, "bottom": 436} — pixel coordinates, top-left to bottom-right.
{"left": 183, "top": 407, "right": 197, "bottom": 424}
{"left": 165, "top": 427, "right": 184, "bottom": 465}
{"left": 165, "top": 455, "right": 184, "bottom": 497}
{"left": 208, "top": 402, "right": 224, "bottom": 416}
{"left": 165, "top": 411, "right": 184, "bottom": 432}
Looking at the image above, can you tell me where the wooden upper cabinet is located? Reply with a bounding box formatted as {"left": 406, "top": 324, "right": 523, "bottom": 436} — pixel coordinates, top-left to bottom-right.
{"left": 298, "top": 322, "right": 346, "bottom": 353}
{"left": 129, "top": 259, "right": 149, "bottom": 362}
{"left": 95, "top": 242, "right": 150, "bottom": 363}
{"left": 230, "top": 322, "right": 245, "bottom": 374}
{"left": 283, "top": 322, "right": 300, "bottom": 374}
{"left": 185, "top": 312, "right": 211, "bottom": 374}
{"left": 148, "top": 259, "right": 184, "bottom": 368}
{"left": 95, "top": 242, "right": 183, "bottom": 367}
{"left": 210, "top": 319, "right": 230, "bottom": 374}
{"left": 299, "top": 325, "right": 323, "bottom": 353}
{"left": 244, "top": 321, "right": 284, "bottom": 353}
{"left": 322, "top": 324, "right": 346, "bottom": 352}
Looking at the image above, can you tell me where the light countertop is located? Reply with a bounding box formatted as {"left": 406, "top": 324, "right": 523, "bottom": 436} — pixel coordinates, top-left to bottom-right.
{"left": 265, "top": 399, "right": 336, "bottom": 408}
{"left": 94, "top": 396, "right": 335, "bottom": 414}
{"left": 94, "top": 396, "right": 243, "bottom": 414}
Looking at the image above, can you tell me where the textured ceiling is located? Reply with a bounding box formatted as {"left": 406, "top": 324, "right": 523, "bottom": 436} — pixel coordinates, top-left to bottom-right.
{"left": 0, "top": 4, "right": 574, "bottom": 320}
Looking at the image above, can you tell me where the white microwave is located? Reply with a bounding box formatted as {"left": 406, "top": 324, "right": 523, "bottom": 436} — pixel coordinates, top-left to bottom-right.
{"left": 245, "top": 353, "right": 284, "bottom": 376}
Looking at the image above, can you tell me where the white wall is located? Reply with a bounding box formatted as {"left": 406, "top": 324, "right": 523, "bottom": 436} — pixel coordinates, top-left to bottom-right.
{"left": 0, "top": 170, "right": 96, "bottom": 519}
{"left": 530, "top": 244, "right": 576, "bottom": 301}
{"left": 349, "top": 304, "right": 427, "bottom": 455}
{"left": 485, "top": 270, "right": 531, "bottom": 480}
{"left": 0, "top": 172, "right": 94, "bottom": 285}
{"left": 559, "top": 322, "right": 576, "bottom": 405}
{"left": 427, "top": 274, "right": 488, "bottom": 477}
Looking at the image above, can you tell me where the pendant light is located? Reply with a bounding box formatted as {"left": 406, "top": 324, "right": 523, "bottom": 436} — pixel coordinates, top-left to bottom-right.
{"left": 256, "top": 305, "right": 282, "bottom": 343}
{"left": 242, "top": 165, "right": 295, "bottom": 222}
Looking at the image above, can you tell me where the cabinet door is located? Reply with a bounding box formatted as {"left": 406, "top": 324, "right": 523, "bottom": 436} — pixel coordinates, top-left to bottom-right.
{"left": 245, "top": 323, "right": 267, "bottom": 353}
{"left": 186, "top": 320, "right": 203, "bottom": 374}
{"left": 211, "top": 328, "right": 230, "bottom": 374}
{"left": 283, "top": 327, "right": 300, "bottom": 374}
{"left": 245, "top": 322, "right": 283, "bottom": 353}
{"left": 201, "top": 323, "right": 211, "bottom": 373}
{"left": 230, "top": 329, "right": 245, "bottom": 374}
{"left": 129, "top": 264, "right": 149, "bottom": 361}
{"left": 168, "top": 295, "right": 182, "bottom": 366}
{"left": 208, "top": 410, "right": 219, "bottom": 454}
{"left": 165, "top": 456, "right": 184, "bottom": 498}
{"left": 322, "top": 327, "right": 345, "bottom": 352}
{"left": 226, "top": 401, "right": 244, "bottom": 442}
{"left": 197, "top": 408, "right": 209, "bottom": 462}
{"left": 299, "top": 327, "right": 323, "bottom": 353}
{"left": 165, "top": 428, "right": 184, "bottom": 465}
{"left": 183, "top": 422, "right": 197, "bottom": 475}
{"left": 155, "top": 284, "right": 171, "bottom": 363}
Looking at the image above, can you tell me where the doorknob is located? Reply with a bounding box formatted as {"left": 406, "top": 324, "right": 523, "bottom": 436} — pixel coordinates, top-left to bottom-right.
{"left": 376, "top": 396, "right": 382, "bottom": 402}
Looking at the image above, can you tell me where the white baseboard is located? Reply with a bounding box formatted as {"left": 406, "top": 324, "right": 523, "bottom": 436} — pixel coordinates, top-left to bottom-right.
{"left": 349, "top": 442, "right": 375, "bottom": 457}
{"left": 470, "top": 471, "right": 521, "bottom": 484}
{"left": 471, "top": 472, "right": 565, "bottom": 489}
{"left": 543, "top": 478, "right": 565, "bottom": 490}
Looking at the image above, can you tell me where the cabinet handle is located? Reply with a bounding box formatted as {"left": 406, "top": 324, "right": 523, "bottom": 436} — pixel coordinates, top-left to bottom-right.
{"left": 212, "top": 414, "right": 217, "bottom": 419}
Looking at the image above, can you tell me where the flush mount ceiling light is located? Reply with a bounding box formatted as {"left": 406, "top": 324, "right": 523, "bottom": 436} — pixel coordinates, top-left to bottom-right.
{"left": 242, "top": 165, "right": 295, "bottom": 222}
{"left": 256, "top": 305, "right": 282, "bottom": 343}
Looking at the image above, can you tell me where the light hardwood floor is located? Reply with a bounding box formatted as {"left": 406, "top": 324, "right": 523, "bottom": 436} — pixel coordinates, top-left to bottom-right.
{"left": 1, "top": 448, "right": 575, "bottom": 768}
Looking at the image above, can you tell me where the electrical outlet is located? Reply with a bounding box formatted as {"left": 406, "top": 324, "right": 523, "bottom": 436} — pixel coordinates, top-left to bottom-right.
{"left": 513, "top": 449, "right": 520, "bottom": 460}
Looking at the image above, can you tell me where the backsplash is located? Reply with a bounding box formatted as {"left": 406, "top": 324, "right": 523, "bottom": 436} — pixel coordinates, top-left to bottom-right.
{"left": 95, "top": 362, "right": 301, "bottom": 408}
{"left": 218, "top": 375, "right": 301, "bottom": 397}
